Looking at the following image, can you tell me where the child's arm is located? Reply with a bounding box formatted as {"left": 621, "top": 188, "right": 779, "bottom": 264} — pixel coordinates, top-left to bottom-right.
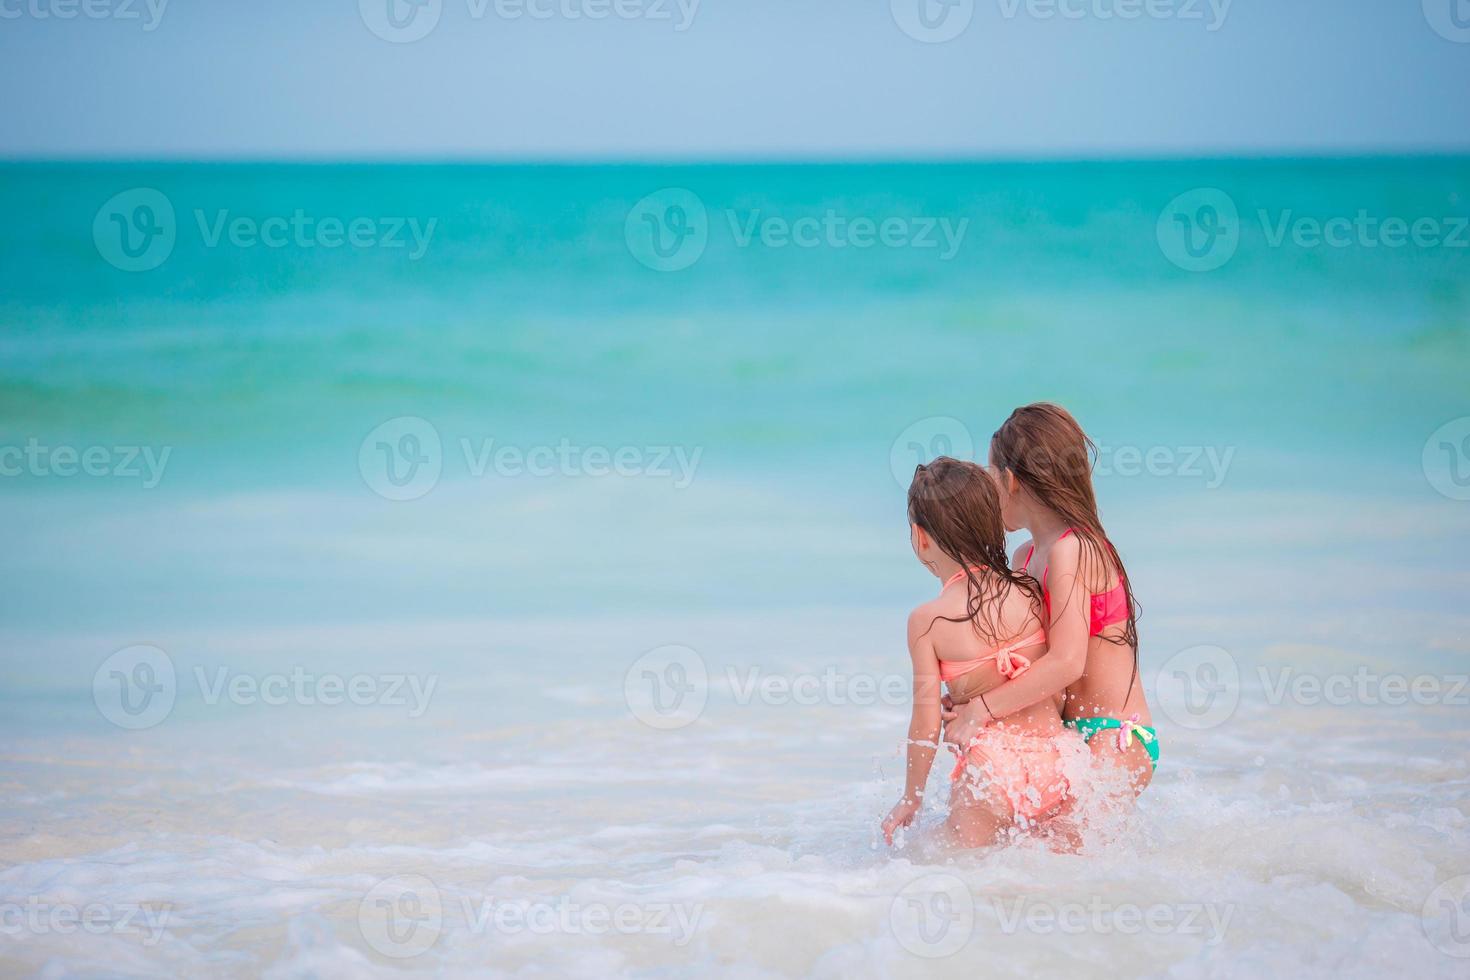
{"left": 973, "top": 532, "right": 1090, "bottom": 720}
{"left": 881, "top": 606, "right": 944, "bottom": 845}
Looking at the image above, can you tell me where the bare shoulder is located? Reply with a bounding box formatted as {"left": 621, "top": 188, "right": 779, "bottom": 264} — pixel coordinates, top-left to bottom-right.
{"left": 907, "top": 600, "right": 939, "bottom": 636}
{"left": 1046, "top": 531, "right": 1083, "bottom": 575}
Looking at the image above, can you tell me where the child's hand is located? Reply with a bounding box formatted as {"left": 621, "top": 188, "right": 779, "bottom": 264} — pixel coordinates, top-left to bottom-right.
{"left": 882, "top": 797, "right": 920, "bottom": 845}
{"left": 942, "top": 698, "right": 993, "bottom": 749}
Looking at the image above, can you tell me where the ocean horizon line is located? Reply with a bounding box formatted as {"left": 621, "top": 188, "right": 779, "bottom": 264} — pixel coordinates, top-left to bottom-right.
{"left": 3, "top": 148, "right": 1469, "bottom": 168}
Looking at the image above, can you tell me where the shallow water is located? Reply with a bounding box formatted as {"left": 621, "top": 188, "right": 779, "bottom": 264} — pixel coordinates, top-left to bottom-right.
{"left": 1, "top": 160, "right": 1468, "bottom": 975}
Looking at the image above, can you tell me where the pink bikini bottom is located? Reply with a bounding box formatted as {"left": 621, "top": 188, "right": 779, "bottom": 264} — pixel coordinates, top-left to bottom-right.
{"left": 950, "top": 729, "right": 1073, "bottom": 821}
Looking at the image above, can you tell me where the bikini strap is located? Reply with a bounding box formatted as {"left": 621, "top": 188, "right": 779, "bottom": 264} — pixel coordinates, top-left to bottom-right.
{"left": 1021, "top": 543, "right": 1035, "bottom": 572}
{"left": 942, "top": 566, "right": 986, "bottom": 589}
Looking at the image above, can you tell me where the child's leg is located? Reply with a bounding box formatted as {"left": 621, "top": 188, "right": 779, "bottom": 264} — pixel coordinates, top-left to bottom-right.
{"left": 1088, "top": 736, "right": 1153, "bottom": 797}
{"left": 946, "top": 777, "right": 1012, "bottom": 848}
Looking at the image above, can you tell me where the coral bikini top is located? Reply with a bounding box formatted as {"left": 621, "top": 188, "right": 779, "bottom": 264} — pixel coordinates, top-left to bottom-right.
{"left": 933, "top": 568, "right": 1045, "bottom": 683}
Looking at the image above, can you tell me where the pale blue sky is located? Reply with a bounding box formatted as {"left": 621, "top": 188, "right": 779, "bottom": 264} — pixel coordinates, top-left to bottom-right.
{"left": 2, "top": 0, "right": 1467, "bottom": 159}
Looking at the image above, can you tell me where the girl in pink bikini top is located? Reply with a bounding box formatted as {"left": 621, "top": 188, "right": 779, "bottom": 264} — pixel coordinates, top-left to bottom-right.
{"left": 1020, "top": 527, "right": 1128, "bottom": 636}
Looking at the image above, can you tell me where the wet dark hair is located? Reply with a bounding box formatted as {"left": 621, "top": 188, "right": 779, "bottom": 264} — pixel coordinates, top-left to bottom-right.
{"left": 907, "top": 457, "right": 1041, "bottom": 645}
{"left": 990, "top": 403, "right": 1141, "bottom": 693}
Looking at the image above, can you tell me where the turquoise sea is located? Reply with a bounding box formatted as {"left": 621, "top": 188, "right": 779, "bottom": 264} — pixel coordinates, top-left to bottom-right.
{"left": 2, "top": 159, "right": 1468, "bottom": 976}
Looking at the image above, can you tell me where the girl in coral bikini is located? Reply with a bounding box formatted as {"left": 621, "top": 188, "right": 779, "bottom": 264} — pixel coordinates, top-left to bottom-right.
{"left": 881, "top": 457, "right": 1079, "bottom": 847}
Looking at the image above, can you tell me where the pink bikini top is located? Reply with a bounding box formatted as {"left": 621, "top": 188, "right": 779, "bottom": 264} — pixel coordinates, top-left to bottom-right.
{"left": 1021, "top": 528, "right": 1128, "bottom": 636}
{"left": 934, "top": 568, "right": 1045, "bottom": 683}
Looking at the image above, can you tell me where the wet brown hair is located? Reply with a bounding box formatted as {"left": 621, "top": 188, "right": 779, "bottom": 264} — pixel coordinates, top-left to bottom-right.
{"left": 989, "top": 404, "right": 1140, "bottom": 685}
{"left": 907, "top": 457, "right": 1041, "bottom": 645}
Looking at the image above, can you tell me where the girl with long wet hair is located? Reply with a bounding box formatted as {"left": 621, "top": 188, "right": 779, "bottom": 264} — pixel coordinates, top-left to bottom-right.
{"left": 944, "top": 403, "right": 1157, "bottom": 796}
{"left": 881, "top": 458, "right": 1077, "bottom": 848}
